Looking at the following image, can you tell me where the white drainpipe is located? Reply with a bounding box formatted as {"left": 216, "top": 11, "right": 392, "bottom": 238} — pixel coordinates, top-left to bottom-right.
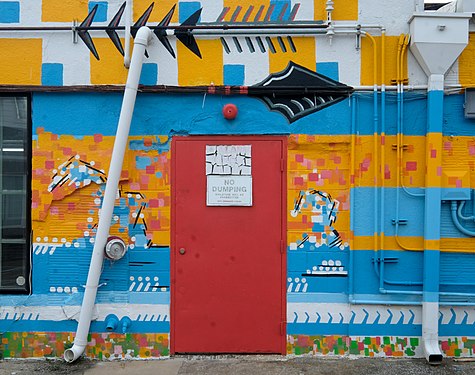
{"left": 409, "top": 12, "right": 470, "bottom": 365}
{"left": 124, "top": 0, "right": 132, "bottom": 68}
{"left": 64, "top": 26, "right": 152, "bottom": 363}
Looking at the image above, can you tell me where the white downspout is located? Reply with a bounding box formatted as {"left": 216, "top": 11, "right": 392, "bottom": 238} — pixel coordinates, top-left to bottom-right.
{"left": 64, "top": 26, "right": 152, "bottom": 363}
{"left": 124, "top": 0, "right": 132, "bottom": 68}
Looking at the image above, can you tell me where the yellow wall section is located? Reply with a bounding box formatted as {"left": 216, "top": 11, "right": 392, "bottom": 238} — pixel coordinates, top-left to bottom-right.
{"left": 90, "top": 38, "right": 129, "bottom": 84}
{"left": 360, "top": 35, "right": 405, "bottom": 86}
{"left": 314, "top": 0, "right": 358, "bottom": 21}
{"left": 134, "top": 0, "right": 178, "bottom": 23}
{"left": 42, "top": 0, "right": 89, "bottom": 22}
{"left": 177, "top": 40, "right": 223, "bottom": 85}
{"left": 0, "top": 39, "right": 42, "bottom": 85}
{"left": 458, "top": 33, "right": 475, "bottom": 87}
{"left": 269, "top": 37, "right": 316, "bottom": 74}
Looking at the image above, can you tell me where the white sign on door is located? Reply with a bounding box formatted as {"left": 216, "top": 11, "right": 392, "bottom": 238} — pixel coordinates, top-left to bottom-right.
{"left": 205, "top": 145, "right": 252, "bottom": 206}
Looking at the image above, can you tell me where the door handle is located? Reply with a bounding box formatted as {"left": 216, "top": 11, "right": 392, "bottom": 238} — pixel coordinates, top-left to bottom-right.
{"left": 179, "top": 248, "right": 186, "bottom": 255}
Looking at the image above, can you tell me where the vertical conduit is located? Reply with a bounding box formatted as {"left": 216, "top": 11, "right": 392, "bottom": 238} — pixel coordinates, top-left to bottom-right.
{"left": 64, "top": 26, "right": 152, "bottom": 363}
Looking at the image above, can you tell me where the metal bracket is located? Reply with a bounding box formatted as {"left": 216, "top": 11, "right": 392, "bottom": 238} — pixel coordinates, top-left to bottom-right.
{"left": 72, "top": 20, "right": 78, "bottom": 44}
{"left": 391, "top": 218, "right": 408, "bottom": 225}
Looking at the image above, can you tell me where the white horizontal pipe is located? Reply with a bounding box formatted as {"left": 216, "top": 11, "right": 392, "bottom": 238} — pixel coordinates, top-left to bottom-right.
{"left": 64, "top": 26, "right": 152, "bottom": 363}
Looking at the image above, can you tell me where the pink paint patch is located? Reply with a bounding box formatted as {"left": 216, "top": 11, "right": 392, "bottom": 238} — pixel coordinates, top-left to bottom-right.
{"left": 334, "top": 156, "right": 341, "bottom": 164}
{"left": 158, "top": 199, "right": 165, "bottom": 207}
{"left": 146, "top": 165, "right": 155, "bottom": 174}
{"left": 45, "top": 160, "right": 55, "bottom": 169}
{"left": 295, "top": 154, "right": 304, "bottom": 163}
{"left": 149, "top": 199, "right": 159, "bottom": 208}
{"left": 437, "top": 166, "right": 442, "bottom": 176}
{"left": 321, "top": 170, "right": 332, "bottom": 179}
{"left": 308, "top": 173, "right": 318, "bottom": 181}
{"left": 431, "top": 149, "right": 437, "bottom": 158}
{"left": 94, "top": 134, "right": 103, "bottom": 143}
{"left": 150, "top": 219, "right": 161, "bottom": 230}
{"left": 469, "top": 145, "right": 475, "bottom": 156}
{"left": 140, "top": 175, "right": 150, "bottom": 185}
{"left": 50, "top": 207, "right": 59, "bottom": 215}
{"left": 443, "top": 142, "right": 452, "bottom": 150}
{"left": 68, "top": 203, "right": 75, "bottom": 210}
{"left": 294, "top": 177, "right": 304, "bottom": 185}
{"left": 129, "top": 183, "right": 140, "bottom": 190}
{"left": 63, "top": 148, "right": 72, "bottom": 155}
{"left": 406, "top": 161, "right": 417, "bottom": 171}
{"left": 456, "top": 179, "right": 462, "bottom": 188}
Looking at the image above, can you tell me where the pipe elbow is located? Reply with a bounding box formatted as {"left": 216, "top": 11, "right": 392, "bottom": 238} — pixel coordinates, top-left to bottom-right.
{"left": 423, "top": 339, "right": 443, "bottom": 365}
{"left": 120, "top": 316, "right": 132, "bottom": 333}
{"left": 64, "top": 344, "right": 86, "bottom": 363}
{"left": 134, "top": 26, "right": 152, "bottom": 47}
{"left": 105, "top": 314, "right": 119, "bottom": 332}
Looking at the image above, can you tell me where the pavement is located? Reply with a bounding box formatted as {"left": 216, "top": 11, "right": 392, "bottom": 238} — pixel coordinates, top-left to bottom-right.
{"left": 2, "top": 355, "right": 475, "bottom": 375}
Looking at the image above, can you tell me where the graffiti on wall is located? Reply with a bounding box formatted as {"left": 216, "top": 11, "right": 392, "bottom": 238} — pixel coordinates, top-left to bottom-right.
{"left": 32, "top": 132, "right": 171, "bottom": 296}
{"left": 287, "top": 134, "right": 350, "bottom": 294}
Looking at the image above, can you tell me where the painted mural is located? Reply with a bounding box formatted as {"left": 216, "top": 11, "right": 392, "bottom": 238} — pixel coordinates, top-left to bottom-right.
{"left": 0, "top": 0, "right": 475, "bottom": 361}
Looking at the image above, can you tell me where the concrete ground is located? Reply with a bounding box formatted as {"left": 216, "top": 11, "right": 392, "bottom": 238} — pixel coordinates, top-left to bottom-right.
{"left": 2, "top": 355, "right": 475, "bottom": 375}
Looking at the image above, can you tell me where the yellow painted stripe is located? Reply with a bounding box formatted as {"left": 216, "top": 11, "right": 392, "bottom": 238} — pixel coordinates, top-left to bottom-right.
{"left": 352, "top": 236, "right": 475, "bottom": 253}
{"left": 90, "top": 39, "right": 129, "bottom": 85}
{"left": 134, "top": 0, "right": 179, "bottom": 23}
{"left": 314, "top": 0, "right": 358, "bottom": 21}
{"left": 0, "top": 39, "right": 42, "bottom": 85}
{"left": 269, "top": 37, "right": 315, "bottom": 75}
{"left": 177, "top": 40, "right": 223, "bottom": 85}
{"left": 458, "top": 32, "right": 475, "bottom": 87}
{"left": 42, "top": 0, "right": 88, "bottom": 22}
{"left": 288, "top": 134, "right": 475, "bottom": 189}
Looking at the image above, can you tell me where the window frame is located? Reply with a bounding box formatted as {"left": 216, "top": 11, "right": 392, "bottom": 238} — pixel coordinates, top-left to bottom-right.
{"left": 0, "top": 93, "right": 31, "bottom": 294}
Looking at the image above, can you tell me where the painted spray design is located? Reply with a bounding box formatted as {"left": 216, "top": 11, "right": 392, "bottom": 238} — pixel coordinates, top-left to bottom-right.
{"left": 288, "top": 188, "right": 349, "bottom": 293}
{"left": 33, "top": 136, "right": 171, "bottom": 296}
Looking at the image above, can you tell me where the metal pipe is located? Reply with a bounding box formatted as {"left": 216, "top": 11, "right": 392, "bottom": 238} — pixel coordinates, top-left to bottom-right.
{"left": 379, "top": 29, "right": 386, "bottom": 292}
{"left": 361, "top": 31, "right": 380, "bottom": 279}
{"left": 348, "top": 94, "right": 357, "bottom": 303}
{"left": 457, "top": 200, "right": 475, "bottom": 221}
{"left": 64, "top": 26, "right": 152, "bottom": 363}
{"left": 450, "top": 201, "right": 475, "bottom": 236}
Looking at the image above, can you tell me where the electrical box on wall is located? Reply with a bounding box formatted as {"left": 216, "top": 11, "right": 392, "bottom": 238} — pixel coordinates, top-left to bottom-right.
{"left": 465, "top": 88, "right": 475, "bottom": 118}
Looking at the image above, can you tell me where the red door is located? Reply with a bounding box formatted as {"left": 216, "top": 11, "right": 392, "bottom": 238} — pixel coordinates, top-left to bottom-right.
{"left": 171, "top": 136, "right": 286, "bottom": 354}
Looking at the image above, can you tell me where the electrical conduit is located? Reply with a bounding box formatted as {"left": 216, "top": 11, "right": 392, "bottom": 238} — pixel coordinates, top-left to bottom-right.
{"left": 64, "top": 26, "right": 152, "bottom": 363}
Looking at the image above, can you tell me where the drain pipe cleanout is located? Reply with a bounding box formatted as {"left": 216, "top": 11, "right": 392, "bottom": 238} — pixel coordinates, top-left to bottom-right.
{"left": 64, "top": 26, "right": 152, "bottom": 363}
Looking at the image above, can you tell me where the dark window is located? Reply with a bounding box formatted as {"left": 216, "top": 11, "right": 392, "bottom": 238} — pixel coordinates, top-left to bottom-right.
{"left": 0, "top": 95, "right": 30, "bottom": 293}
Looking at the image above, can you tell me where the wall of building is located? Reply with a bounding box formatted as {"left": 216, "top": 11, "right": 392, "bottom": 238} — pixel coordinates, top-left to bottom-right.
{"left": 1, "top": 0, "right": 475, "bottom": 360}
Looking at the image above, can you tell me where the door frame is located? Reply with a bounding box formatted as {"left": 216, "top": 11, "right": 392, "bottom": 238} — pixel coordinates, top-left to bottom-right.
{"left": 170, "top": 135, "right": 287, "bottom": 355}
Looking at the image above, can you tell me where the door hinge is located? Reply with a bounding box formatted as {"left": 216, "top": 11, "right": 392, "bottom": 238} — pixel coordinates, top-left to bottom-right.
{"left": 280, "top": 321, "right": 286, "bottom": 336}
{"left": 280, "top": 158, "right": 285, "bottom": 172}
{"left": 280, "top": 239, "right": 285, "bottom": 254}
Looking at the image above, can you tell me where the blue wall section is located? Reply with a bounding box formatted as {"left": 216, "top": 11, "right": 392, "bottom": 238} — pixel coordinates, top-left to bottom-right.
{"left": 89, "top": 1, "right": 108, "bottom": 22}
{"left": 0, "top": 2, "right": 20, "bottom": 23}
{"left": 41, "top": 63, "right": 64, "bottom": 86}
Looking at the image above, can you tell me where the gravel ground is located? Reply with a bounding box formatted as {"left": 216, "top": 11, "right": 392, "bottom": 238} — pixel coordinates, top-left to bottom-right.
{"left": 2, "top": 355, "right": 475, "bottom": 375}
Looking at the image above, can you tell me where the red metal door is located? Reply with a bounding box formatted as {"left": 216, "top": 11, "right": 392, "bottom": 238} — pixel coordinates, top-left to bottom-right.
{"left": 171, "top": 136, "right": 286, "bottom": 354}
